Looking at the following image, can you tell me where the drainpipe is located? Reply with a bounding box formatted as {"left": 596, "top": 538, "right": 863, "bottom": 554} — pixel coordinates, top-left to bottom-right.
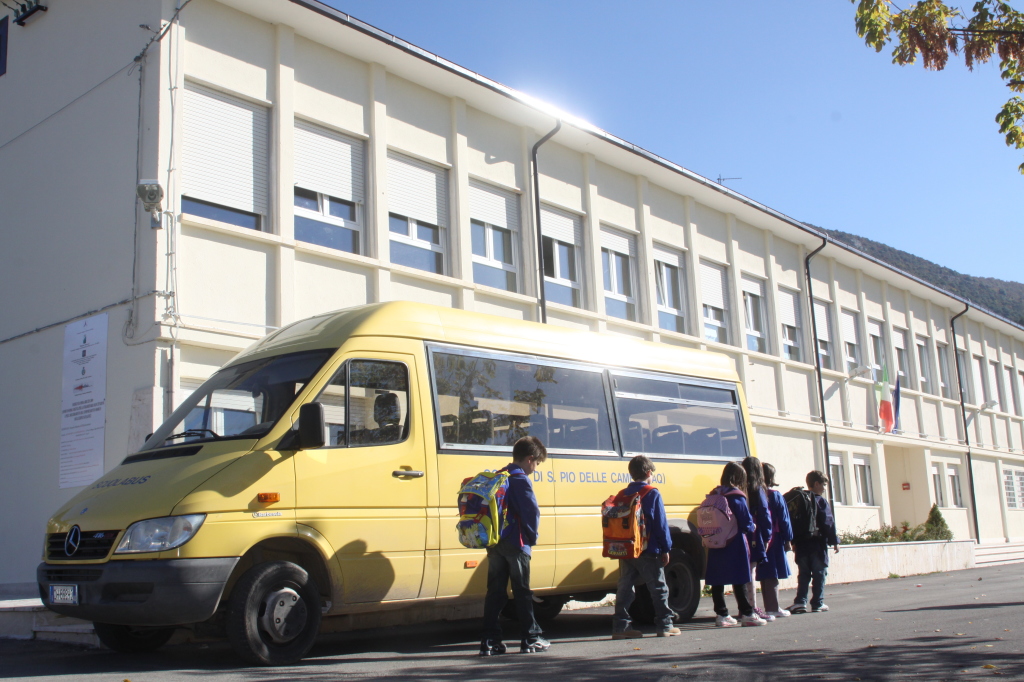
{"left": 951, "top": 304, "right": 980, "bottom": 542}
{"left": 531, "top": 120, "right": 561, "bottom": 324}
{"left": 804, "top": 237, "right": 836, "bottom": 515}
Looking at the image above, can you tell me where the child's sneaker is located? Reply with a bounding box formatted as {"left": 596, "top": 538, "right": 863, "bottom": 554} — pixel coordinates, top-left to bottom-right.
{"left": 715, "top": 614, "right": 739, "bottom": 627}
{"left": 741, "top": 613, "right": 767, "bottom": 627}
{"left": 612, "top": 629, "right": 643, "bottom": 640}
{"left": 657, "top": 627, "right": 682, "bottom": 637}
{"left": 787, "top": 603, "right": 807, "bottom": 614}
{"left": 766, "top": 609, "right": 791, "bottom": 618}
{"left": 812, "top": 604, "right": 829, "bottom": 612}
{"left": 753, "top": 607, "right": 775, "bottom": 622}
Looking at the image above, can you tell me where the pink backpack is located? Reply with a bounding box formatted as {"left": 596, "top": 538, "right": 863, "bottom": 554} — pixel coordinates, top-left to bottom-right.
{"left": 697, "top": 488, "right": 746, "bottom": 549}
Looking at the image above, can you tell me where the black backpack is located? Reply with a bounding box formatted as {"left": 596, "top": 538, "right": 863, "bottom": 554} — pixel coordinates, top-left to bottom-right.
{"left": 784, "top": 487, "right": 818, "bottom": 542}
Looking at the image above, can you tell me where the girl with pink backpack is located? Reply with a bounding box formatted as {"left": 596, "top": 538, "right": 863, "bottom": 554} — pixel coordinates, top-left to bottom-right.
{"left": 702, "top": 462, "right": 766, "bottom": 627}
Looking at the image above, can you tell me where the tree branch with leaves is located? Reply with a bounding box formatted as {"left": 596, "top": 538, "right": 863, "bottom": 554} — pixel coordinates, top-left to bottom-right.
{"left": 852, "top": 0, "right": 1024, "bottom": 172}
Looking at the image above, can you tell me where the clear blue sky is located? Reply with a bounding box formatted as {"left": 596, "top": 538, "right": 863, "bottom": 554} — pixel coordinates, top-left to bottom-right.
{"left": 323, "top": 1, "right": 1022, "bottom": 283}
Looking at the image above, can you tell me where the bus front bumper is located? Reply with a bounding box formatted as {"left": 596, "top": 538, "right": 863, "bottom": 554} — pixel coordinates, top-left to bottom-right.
{"left": 37, "top": 557, "right": 239, "bottom": 626}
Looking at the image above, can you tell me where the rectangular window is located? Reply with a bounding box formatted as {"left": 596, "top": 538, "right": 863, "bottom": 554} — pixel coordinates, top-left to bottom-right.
{"left": 937, "top": 343, "right": 952, "bottom": 399}
{"left": 293, "top": 120, "right": 364, "bottom": 253}
{"left": 853, "top": 456, "right": 874, "bottom": 505}
{"left": 182, "top": 82, "right": 270, "bottom": 231}
{"left": 948, "top": 466, "right": 964, "bottom": 508}
{"left": 867, "top": 319, "right": 885, "bottom": 382}
{"left": 613, "top": 371, "right": 748, "bottom": 460}
{"left": 700, "top": 261, "right": 729, "bottom": 344}
{"left": 931, "top": 465, "right": 945, "bottom": 507}
{"left": 654, "top": 247, "right": 686, "bottom": 334}
{"left": 1005, "top": 365, "right": 1021, "bottom": 416}
{"left": 893, "top": 328, "right": 909, "bottom": 385}
{"left": 814, "top": 300, "right": 834, "bottom": 370}
{"left": 829, "top": 454, "right": 847, "bottom": 505}
{"left": 973, "top": 355, "right": 988, "bottom": 405}
{"left": 1018, "top": 371, "right": 1024, "bottom": 416}
{"left": 741, "top": 276, "right": 768, "bottom": 354}
{"left": 387, "top": 152, "right": 448, "bottom": 274}
{"left": 840, "top": 309, "right": 860, "bottom": 375}
{"left": 469, "top": 181, "right": 520, "bottom": 292}
{"left": 429, "top": 346, "right": 614, "bottom": 453}
{"left": 540, "top": 206, "right": 583, "bottom": 308}
{"left": 314, "top": 360, "right": 410, "bottom": 448}
{"left": 1004, "top": 469, "right": 1018, "bottom": 509}
{"left": 777, "top": 288, "right": 802, "bottom": 362}
{"left": 601, "top": 228, "right": 637, "bottom": 321}
{"left": 989, "top": 361, "right": 1006, "bottom": 411}
{"left": 916, "top": 336, "right": 933, "bottom": 395}
{"left": 957, "top": 350, "right": 971, "bottom": 403}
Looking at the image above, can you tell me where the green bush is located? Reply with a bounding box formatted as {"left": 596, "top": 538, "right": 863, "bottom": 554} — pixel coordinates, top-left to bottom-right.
{"left": 839, "top": 506, "right": 952, "bottom": 544}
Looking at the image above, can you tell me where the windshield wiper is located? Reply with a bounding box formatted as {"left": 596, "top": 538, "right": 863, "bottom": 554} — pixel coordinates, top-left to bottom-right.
{"left": 163, "top": 428, "right": 222, "bottom": 442}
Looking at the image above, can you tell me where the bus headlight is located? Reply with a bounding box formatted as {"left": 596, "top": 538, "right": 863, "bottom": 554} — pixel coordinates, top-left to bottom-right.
{"left": 114, "top": 514, "right": 206, "bottom": 554}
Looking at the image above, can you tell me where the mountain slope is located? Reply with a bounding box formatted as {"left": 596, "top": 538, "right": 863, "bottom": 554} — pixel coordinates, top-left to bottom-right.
{"left": 808, "top": 226, "right": 1024, "bottom": 327}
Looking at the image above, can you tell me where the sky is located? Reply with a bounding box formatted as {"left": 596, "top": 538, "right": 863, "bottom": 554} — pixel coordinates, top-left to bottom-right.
{"left": 322, "top": 0, "right": 1022, "bottom": 283}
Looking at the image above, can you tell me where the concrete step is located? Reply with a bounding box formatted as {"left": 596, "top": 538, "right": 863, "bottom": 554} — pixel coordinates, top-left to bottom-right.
{"left": 975, "top": 542, "right": 1024, "bottom": 566}
{"left": 0, "top": 598, "right": 99, "bottom": 646}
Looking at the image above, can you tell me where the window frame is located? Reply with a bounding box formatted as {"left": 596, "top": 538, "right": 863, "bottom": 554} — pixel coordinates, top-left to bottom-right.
{"left": 293, "top": 186, "right": 361, "bottom": 254}
{"left": 853, "top": 456, "right": 874, "bottom": 506}
{"left": 542, "top": 235, "right": 582, "bottom": 308}
{"left": 916, "top": 336, "right": 933, "bottom": 395}
{"left": 840, "top": 309, "right": 861, "bottom": 375}
{"left": 601, "top": 244, "right": 637, "bottom": 322}
{"left": 829, "top": 454, "right": 848, "bottom": 506}
{"left": 948, "top": 466, "right": 964, "bottom": 507}
{"left": 813, "top": 300, "right": 834, "bottom": 370}
{"left": 741, "top": 276, "right": 769, "bottom": 354}
{"left": 868, "top": 320, "right": 885, "bottom": 383}
{"left": 654, "top": 255, "right": 686, "bottom": 334}
{"left": 389, "top": 212, "right": 445, "bottom": 275}
{"left": 470, "top": 218, "right": 518, "bottom": 293}
{"left": 893, "top": 328, "right": 910, "bottom": 385}
{"left": 777, "top": 288, "right": 802, "bottom": 363}
{"left": 700, "top": 261, "right": 730, "bottom": 345}
{"left": 931, "top": 465, "right": 945, "bottom": 507}
{"left": 311, "top": 358, "right": 412, "bottom": 450}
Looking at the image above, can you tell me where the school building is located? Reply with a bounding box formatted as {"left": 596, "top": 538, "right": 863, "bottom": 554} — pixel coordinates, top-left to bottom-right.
{"left": 1, "top": 0, "right": 1023, "bottom": 593}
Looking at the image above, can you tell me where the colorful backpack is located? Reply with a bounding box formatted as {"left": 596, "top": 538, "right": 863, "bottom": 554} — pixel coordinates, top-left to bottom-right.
{"left": 696, "top": 487, "right": 746, "bottom": 549}
{"left": 601, "top": 485, "right": 654, "bottom": 559}
{"left": 456, "top": 468, "right": 511, "bottom": 549}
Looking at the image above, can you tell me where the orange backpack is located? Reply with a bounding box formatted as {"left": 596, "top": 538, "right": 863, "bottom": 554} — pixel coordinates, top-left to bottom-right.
{"left": 601, "top": 485, "right": 654, "bottom": 559}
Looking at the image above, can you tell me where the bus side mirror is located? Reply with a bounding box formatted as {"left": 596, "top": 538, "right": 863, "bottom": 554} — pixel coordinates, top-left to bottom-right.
{"left": 297, "top": 402, "right": 326, "bottom": 450}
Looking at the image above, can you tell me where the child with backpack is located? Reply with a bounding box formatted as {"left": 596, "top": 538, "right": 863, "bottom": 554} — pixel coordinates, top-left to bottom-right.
{"left": 607, "top": 455, "right": 681, "bottom": 639}
{"left": 755, "top": 462, "right": 794, "bottom": 618}
{"left": 740, "top": 456, "right": 773, "bottom": 622}
{"left": 785, "top": 470, "right": 839, "bottom": 614}
{"left": 477, "top": 436, "right": 551, "bottom": 655}
{"left": 701, "top": 461, "right": 765, "bottom": 627}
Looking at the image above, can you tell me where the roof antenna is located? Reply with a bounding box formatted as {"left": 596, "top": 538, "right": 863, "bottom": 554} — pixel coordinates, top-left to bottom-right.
{"left": 716, "top": 175, "right": 741, "bottom": 185}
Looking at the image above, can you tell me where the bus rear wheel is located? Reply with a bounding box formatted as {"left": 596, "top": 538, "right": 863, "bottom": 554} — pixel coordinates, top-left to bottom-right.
{"left": 226, "top": 561, "right": 322, "bottom": 666}
{"left": 628, "top": 552, "right": 701, "bottom": 624}
{"left": 93, "top": 622, "right": 174, "bottom": 653}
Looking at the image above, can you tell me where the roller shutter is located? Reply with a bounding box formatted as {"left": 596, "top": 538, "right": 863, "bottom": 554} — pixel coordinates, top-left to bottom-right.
{"left": 469, "top": 181, "right": 519, "bottom": 231}
{"left": 540, "top": 205, "right": 582, "bottom": 245}
{"left": 700, "top": 261, "right": 728, "bottom": 309}
{"left": 294, "top": 119, "right": 365, "bottom": 203}
{"left": 387, "top": 152, "right": 448, "bottom": 227}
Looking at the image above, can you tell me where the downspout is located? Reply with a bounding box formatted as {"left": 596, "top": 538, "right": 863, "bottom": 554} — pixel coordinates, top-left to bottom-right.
{"left": 804, "top": 236, "right": 836, "bottom": 515}
{"left": 951, "top": 304, "right": 980, "bottom": 541}
{"left": 531, "top": 120, "right": 561, "bottom": 324}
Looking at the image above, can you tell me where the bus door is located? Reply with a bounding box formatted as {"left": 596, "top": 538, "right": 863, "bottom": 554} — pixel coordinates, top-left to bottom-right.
{"left": 294, "top": 353, "right": 429, "bottom": 604}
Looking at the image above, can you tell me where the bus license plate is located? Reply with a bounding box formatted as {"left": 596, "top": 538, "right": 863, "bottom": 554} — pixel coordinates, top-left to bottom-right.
{"left": 49, "top": 584, "right": 78, "bottom": 605}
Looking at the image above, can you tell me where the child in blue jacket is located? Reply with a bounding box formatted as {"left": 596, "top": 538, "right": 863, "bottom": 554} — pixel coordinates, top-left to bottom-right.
{"left": 703, "top": 462, "right": 766, "bottom": 627}
{"left": 755, "top": 462, "right": 794, "bottom": 618}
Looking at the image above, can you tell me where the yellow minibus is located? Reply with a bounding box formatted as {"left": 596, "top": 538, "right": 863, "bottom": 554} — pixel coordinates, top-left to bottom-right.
{"left": 38, "top": 302, "right": 755, "bottom": 664}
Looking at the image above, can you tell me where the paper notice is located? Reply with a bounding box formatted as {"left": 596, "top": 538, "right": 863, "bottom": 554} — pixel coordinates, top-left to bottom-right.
{"left": 59, "top": 313, "right": 108, "bottom": 488}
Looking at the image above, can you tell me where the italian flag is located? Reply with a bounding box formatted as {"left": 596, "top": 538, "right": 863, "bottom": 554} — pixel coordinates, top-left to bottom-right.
{"left": 876, "top": 364, "right": 900, "bottom": 433}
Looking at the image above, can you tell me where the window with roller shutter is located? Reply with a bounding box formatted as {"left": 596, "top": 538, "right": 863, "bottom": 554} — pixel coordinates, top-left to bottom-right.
{"left": 181, "top": 82, "right": 269, "bottom": 231}
{"left": 469, "top": 181, "right": 520, "bottom": 293}
{"left": 387, "top": 152, "right": 448, "bottom": 275}
{"left": 813, "top": 300, "right": 834, "bottom": 370}
{"left": 653, "top": 246, "right": 686, "bottom": 334}
{"left": 840, "top": 310, "right": 861, "bottom": 375}
{"left": 777, "top": 288, "right": 801, "bottom": 362}
{"left": 540, "top": 205, "right": 583, "bottom": 308}
{"left": 600, "top": 227, "right": 637, "bottom": 321}
{"left": 700, "top": 261, "right": 729, "bottom": 345}
{"left": 741, "top": 276, "right": 768, "bottom": 354}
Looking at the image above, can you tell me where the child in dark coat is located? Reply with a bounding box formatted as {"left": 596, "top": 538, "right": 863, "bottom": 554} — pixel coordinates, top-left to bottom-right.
{"left": 741, "top": 457, "right": 773, "bottom": 622}
{"left": 787, "top": 470, "right": 840, "bottom": 614}
{"left": 703, "top": 462, "right": 766, "bottom": 627}
{"left": 756, "top": 462, "right": 794, "bottom": 617}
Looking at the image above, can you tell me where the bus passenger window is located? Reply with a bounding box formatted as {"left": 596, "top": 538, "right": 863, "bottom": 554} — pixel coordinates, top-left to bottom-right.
{"left": 312, "top": 360, "right": 410, "bottom": 448}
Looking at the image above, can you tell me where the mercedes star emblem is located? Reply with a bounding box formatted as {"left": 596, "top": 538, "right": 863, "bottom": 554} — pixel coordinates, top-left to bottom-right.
{"left": 64, "top": 525, "right": 82, "bottom": 557}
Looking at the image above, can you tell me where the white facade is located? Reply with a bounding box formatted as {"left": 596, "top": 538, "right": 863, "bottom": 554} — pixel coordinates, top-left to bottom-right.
{"left": 2, "top": 0, "right": 1024, "bottom": 591}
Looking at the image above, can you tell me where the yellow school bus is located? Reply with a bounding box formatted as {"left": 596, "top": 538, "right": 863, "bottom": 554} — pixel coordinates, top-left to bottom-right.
{"left": 38, "top": 302, "right": 755, "bottom": 664}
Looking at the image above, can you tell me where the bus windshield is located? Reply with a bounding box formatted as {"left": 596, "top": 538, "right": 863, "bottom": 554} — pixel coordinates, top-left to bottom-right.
{"left": 140, "top": 349, "right": 333, "bottom": 451}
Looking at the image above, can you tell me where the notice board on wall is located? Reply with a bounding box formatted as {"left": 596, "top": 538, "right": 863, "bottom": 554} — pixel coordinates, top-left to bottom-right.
{"left": 59, "top": 313, "right": 108, "bottom": 489}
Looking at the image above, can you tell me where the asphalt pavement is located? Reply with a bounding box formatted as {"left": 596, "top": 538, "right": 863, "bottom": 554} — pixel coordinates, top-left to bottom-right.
{"left": 2, "top": 564, "right": 1022, "bottom": 681}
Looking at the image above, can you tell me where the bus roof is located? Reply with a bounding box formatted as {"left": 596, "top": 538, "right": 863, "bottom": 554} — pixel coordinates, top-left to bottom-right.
{"left": 230, "top": 302, "right": 739, "bottom": 383}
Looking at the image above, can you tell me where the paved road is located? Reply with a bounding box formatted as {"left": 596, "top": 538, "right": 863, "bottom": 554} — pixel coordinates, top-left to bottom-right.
{"left": 2, "top": 564, "right": 1022, "bottom": 681}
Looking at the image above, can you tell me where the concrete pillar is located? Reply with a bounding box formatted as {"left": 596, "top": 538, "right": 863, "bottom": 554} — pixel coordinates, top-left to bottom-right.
{"left": 367, "top": 63, "right": 391, "bottom": 302}
{"left": 272, "top": 23, "right": 296, "bottom": 327}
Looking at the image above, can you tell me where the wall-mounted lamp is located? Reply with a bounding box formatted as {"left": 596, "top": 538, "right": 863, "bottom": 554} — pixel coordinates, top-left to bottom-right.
{"left": 848, "top": 365, "right": 872, "bottom": 380}
{"left": 981, "top": 400, "right": 998, "bottom": 411}
{"left": 137, "top": 180, "right": 164, "bottom": 229}
{"left": 10, "top": 1, "right": 47, "bottom": 26}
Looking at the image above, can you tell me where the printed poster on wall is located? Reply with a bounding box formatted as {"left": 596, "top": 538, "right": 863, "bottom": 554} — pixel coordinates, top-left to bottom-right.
{"left": 59, "top": 313, "right": 108, "bottom": 488}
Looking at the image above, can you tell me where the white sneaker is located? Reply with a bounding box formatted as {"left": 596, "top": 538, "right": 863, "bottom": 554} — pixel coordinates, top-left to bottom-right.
{"left": 741, "top": 613, "right": 767, "bottom": 627}
{"left": 766, "top": 609, "right": 791, "bottom": 618}
{"left": 715, "top": 614, "right": 739, "bottom": 627}
{"left": 812, "top": 604, "right": 829, "bottom": 612}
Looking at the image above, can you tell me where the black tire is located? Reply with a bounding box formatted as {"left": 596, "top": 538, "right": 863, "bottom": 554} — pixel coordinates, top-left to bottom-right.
{"left": 501, "top": 595, "right": 566, "bottom": 623}
{"left": 93, "top": 622, "right": 174, "bottom": 653}
{"left": 628, "top": 551, "right": 701, "bottom": 624}
{"left": 226, "top": 560, "right": 322, "bottom": 666}
{"left": 664, "top": 551, "right": 701, "bottom": 622}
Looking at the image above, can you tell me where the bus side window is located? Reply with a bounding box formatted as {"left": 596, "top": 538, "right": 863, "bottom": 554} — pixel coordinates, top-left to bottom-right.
{"left": 312, "top": 360, "right": 410, "bottom": 448}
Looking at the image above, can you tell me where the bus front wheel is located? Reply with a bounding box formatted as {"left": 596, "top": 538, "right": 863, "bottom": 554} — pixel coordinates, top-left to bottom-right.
{"left": 93, "top": 622, "right": 174, "bottom": 653}
{"left": 226, "top": 560, "right": 322, "bottom": 666}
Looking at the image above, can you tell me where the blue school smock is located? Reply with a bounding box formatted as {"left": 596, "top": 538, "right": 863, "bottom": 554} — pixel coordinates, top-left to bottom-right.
{"left": 755, "top": 488, "right": 793, "bottom": 581}
{"left": 703, "top": 486, "right": 757, "bottom": 586}
{"left": 748, "top": 488, "right": 772, "bottom": 565}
